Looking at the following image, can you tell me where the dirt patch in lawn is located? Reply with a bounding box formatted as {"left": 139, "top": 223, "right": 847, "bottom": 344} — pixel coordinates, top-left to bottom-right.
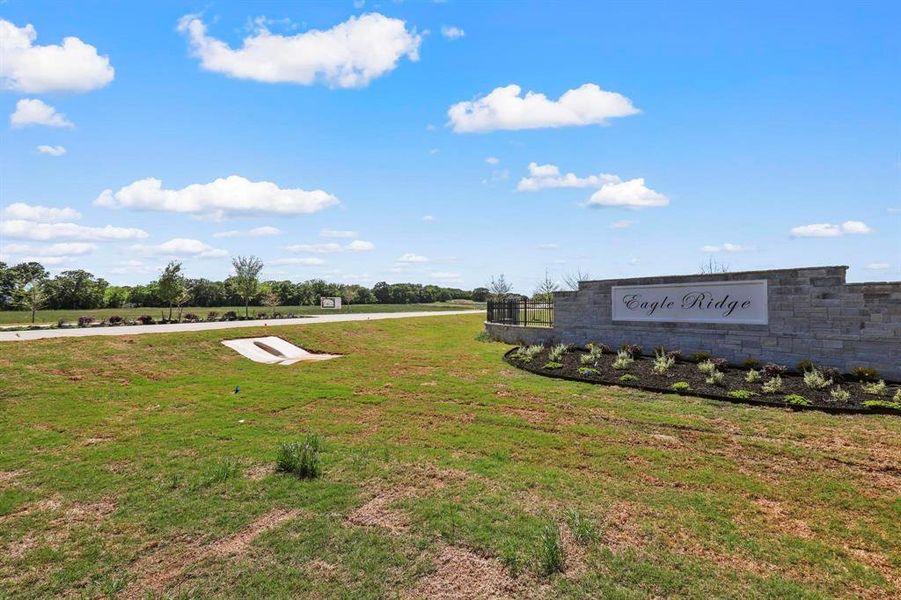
{"left": 0, "top": 470, "right": 21, "bottom": 485}
{"left": 245, "top": 464, "right": 272, "bottom": 481}
{"left": 346, "top": 488, "right": 414, "bottom": 534}
{"left": 753, "top": 498, "right": 813, "bottom": 539}
{"left": 123, "top": 508, "right": 302, "bottom": 599}
{"left": 406, "top": 544, "right": 518, "bottom": 599}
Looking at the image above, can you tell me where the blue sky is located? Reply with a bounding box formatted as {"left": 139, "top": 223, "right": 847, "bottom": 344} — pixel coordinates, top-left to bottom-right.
{"left": 1, "top": 0, "right": 898, "bottom": 292}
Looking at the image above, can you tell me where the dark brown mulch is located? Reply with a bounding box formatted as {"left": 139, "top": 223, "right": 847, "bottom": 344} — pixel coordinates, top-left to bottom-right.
{"left": 505, "top": 347, "right": 901, "bottom": 415}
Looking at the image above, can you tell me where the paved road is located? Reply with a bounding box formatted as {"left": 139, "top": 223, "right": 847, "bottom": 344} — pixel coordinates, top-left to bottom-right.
{"left": 0, "top": 310, "right": 482, "bottom": 342}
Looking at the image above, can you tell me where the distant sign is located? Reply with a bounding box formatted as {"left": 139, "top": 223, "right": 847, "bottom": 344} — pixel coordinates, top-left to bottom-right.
{"left": 611, "top": 280, "right": 767, "bottom": 325}
{"left": 320, "top": 297, "right": 342, "bottom": 309}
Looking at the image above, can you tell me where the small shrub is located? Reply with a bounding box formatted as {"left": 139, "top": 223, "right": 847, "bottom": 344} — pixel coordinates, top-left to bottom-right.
{"left": 745, "top": 369, "right": 762, "bottom": 383}
{"left": 543, "top": 361, "right": 564, "bottom": 370}
{"left": 136, "top": 315, "right": 154, "bottom": 325}
{"left": 474, "top": 330, "right": 493, "bottom": 343}
{"left": 612, "top": 350, "right": 634, "bottom": 370}
{"left": 710, "top": 357, "right": 729, "bottom": 370}
{"left": 577, "top": 367, "right": 598, "bottom": 376}
{"left": 697, "top": 360, "right": 717, "bottom": 376}
{"left": 705, "top": 370, "right": 726, "bottom": 387}
{"left": 619, "top": 374, "right": 638, "bottom": 383}
{"left": 785, "top": 394, "right": 811, "bottom": 406}
{"left": 803, "top": 368, "right": 833, "bottom": 390}
{"left": 537, "top": 525, "right": 565, "bottom": 577}
{"left": 77, "top": 316, "right": 95, "bottom": 327}
{"left": 671, "top": 381, "right": 692, "bottom": 392}
{"left": 620, "top": 344, "right": 642, "bottom": 359}
{"left": 223, "top": 310, "right": 238, "bottom": 321}
{"left": 107, "top": 315, "right": 124, "bottom": 325}
{"left": 548, "top": 344, "right": 570, "bottom": 362}
{"left": 762, "top": 375, "right": 783, "bottom": 394}
{"left": 652, "top": 350, "right": 676, "bottom": 375}
{"left": 830, "top": 387, "right": 851, "bottom": 402}
{"left": 207, "top": 311, "right": 220, "bottom": 321}
{"left": 666, "top": 349, "right": 682, "bottom": 362}
{"left": 689, "top": 351, "right": 711, "bottom": 363}
{"left": 587, "top": 342, "right": 612, "bottom": 354}
{"left": 183, "top": 313, "right": 199, "bottom": 323}
{"left": 514, "top": 345, "right": 543, "bottom": 363}
{"left": 862, "top": 380, "right": 887, "bottom": 397}
{"left": 796, "top": 359, "right": 815, "bottom": 373}
{"left": 57, "top": 318, "right": 66, "bottom": 328}
{"left": 727, "top": 390, "right": 757, "bottom": 399}
{"left": 581, "top": 343, "right": 605, "bottom": 365}
{"left": 852, "top": 367, "right": 880, "bottom": 382}
{"left": 820, "top": 366, "right": 842, "bottom": 382}
{"left": 863, "top": 399, "right": 901, "bottom": 411}
{"left": 895, "top": 389, "right": 901, "bottom": 403}
{"left": 276, "top": 434, "right": 322, "bottom": 479}
{"left": 566, "top": 509, "right": 597, "bottom": 544}
{"left": 763, "top": 363, "right": 787, "bottom": 377}
{"left": 742, "top": 358, "right": 762, "bottom": 370}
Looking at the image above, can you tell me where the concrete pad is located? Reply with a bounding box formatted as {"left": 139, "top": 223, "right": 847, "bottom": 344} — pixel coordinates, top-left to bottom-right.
{"left": 221, "top": 336, "right": 339, "bottom": 365}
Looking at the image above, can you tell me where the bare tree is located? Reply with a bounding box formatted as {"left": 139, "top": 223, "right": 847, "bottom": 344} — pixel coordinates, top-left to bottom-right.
{"left": 18, "top": 279, "right": 46, "bottom": 323}
{"left": 231, "top": 255, "right": 264, "bottom": 317}
{"left": 533, "top": 270, "right": 559, "bottom": 303}
{"left": 699, "top": 257, "right": 729, "bottom": 274}
{"left": 488, "top": 274, "right": 513, "bottom": 300}
{"left": 562, "top": 269, "right": 590, "bottom": 292}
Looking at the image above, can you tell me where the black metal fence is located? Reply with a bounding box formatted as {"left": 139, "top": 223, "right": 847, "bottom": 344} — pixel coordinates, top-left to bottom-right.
{"left": 486, "top": 299, "right": 553, "bottom": 328}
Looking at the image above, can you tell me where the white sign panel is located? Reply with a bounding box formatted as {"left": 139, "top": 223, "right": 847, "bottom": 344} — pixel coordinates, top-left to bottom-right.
{"left": 611, "top": 280, "right": 768, "bottom": 325}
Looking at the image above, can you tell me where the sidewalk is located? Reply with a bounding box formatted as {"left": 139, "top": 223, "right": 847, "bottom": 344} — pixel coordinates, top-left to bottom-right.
{"left": 0, "top": 310, "right": 482, "bottom": 342}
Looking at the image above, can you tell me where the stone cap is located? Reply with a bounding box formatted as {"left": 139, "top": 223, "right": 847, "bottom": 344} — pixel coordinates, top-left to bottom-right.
{"left": 572, "top": 265, "right": 849, "bottom": 290}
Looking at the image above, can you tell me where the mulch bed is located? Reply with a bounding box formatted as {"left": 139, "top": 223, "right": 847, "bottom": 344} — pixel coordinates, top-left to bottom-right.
{"left": 504, "top": 347, "right": 901, "bottom": 416}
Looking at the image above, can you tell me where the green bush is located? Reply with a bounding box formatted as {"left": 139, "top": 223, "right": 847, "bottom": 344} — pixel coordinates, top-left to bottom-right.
{"left": 577, "top": 367, "right": 598, "bottom": 376}
{"left": 862, "top": 399, "right": 901, "bottom": 411}
{"left": 566, "top": 509, "right": 597, "bottom": 544}
{"left": 803, "top": 368, "right": 833, "bottom": 390}
{"left": 689, "top": 351, "right": 711, "bottom": 363}
{"left": 762, "top": 375, "right": 783, "bottom": 394}
{"left": 742, "top": 358, "right": 762, "bottom": 370}
{"left": 697, "top": 360, "right": 717, "bottom": 376}
{"left": 619, "top": 374, "right": 638, "bottom": 383}
{"left": 612, "top": 350, "right": 634, "bottom": 370}
{"left": 276, "top": 434, "right": 322, "bottom": 479}
{"left": 537, "top": 525, "right": 565, "bottom": 577}
{"left": 671, "top": 381, "right": 692, "bottom": 392}
{"left": 785, "top": 394, "right": 811, "bottom": 406}
{"left": 727, "top": 390, "right": 757, "bottom": 399}
{"left": 652, "top": 350, "right": 675, "bottom": 375}
{"left": 543, "top": 361, "right": 563, "bottom": 370}
{"left": 513, "top": 345, "right": 543, "bottom": 363}
{"left": 705, "top": 370, "right": 726, "bottom": 387}
{"left": 852, "top": 367, "right": 880, "bottom": 382}
{"left": 548, "top": 344, "right": 570, "bottom": 362}
{"left": 796, "top": 359, "right": 815, "bottom": 373}
{"left": 830, "top": 387, "right": 851, "bottom": 402}
{"left": 862, "top": 380, "right": 887, "bottom": 397}
{"left": 745, "top": 369, "right": 761, "bottom": 383}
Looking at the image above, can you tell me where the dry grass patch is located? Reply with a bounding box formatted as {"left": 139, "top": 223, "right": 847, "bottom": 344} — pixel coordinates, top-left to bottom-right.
{"left": 406, "top": 544, "right": 518, "bottom": 600}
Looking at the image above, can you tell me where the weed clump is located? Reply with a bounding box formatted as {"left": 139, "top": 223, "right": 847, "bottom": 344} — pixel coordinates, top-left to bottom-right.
{"left": 276, "top": 434, "right": 322, "bottom": 479}
{"left": 566, "top": 509, "right": 597, "bottom": 544}
{"left": 537, "top": 525, "right": 565, "bottom": 577}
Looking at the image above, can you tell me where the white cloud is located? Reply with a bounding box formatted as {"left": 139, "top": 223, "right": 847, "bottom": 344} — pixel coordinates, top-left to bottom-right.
{"left": 701, "top": 243, "right": 749, "bottom": 253}
{"left": 485, "top": 156, "right": 499, "bottom": 165}
{"left": 212, "top": 226, "right": 282, "bottom": 238}
{"left": 865, "top": 262, "right": 890, "bottom": 270}
{"left": 2, "top": 242, "right": 96, "bottom": 257}
{"left": 2, "top": 202, "right": 81, "bottom": 222}
{"left": 610, "top": 219, "right": 634, "bottom": 229}
{"left": 95, "top": 175, "right": 338, "bottom": 218}
{"left": 448, "top": 83, "right": 639, "bottom": 133}
{"left": 145, "top": 238, "right": 228, "bottom": 259}
{"left": 10, "top": 99, "right": 73, "bottom": 128}
{"left": 397, "top": 252, "right": 429, "bottom": 263}
{"left": 346, "top": 239, "right": 374, "bottom": 252}
{"left": 320, "top": 228, "right": 358, "bottom": 238}
{"left": 441, "top": 26, "right": 465, "bottom": 40}
{"left": 0, "top": 219, "right": 148, "bottom": 241}
{"left": 538, "top": 243, "right": 559, "bottom": 250}
{"left": 422, "top": 215, "right": 436, "bottom": 222}
{"left": 790, "top": 221, "right": 873, "bottom": 238}
{"left": 587, "top": 178, "right": 669, "bottom": 209}
{"left": 37, "top": 144, "right": 66, "bottom": 156}
{"left": 0, "top": 19, "right": 114, "bottom": 93}
{"left": 270, "top": 257, "right": 326, "bottom": 266}
{"left": 517, "top": 162, "right": 619, "bottom": 191}
{"left": 177, "top": 13, "right": 421, "bottom": 89}
{"left": 285, "top": 240, "right": 373, "bottom": 253}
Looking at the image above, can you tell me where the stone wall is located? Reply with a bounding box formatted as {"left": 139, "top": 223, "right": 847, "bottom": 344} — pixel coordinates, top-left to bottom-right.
{"left": 486, "top": 266, "right": 901, "bottom": 380}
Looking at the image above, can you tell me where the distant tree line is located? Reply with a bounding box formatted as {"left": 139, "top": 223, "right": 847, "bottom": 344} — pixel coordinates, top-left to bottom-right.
{"left": 0, "top": 259, "right": 485, "bottom": 313}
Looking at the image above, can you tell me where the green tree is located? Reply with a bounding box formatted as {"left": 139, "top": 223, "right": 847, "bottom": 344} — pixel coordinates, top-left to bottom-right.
{"left": 45, "top": 270, "right": 108, "bottom": 309}
{"left": 157, "top": 261, "right": 185, "bottom": 321}
{"left": 19, "top": 279, "right": 47, "bottom": 323}
{"left": 231, "top": 255, "right": 264, "bottom": 317}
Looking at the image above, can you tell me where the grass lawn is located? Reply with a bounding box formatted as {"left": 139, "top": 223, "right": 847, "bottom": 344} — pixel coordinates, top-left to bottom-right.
{"left": 1, "top": 314, "right": 898, "bottom": 598}
{"left": 0, "top": 301, "right": 482, "bottom": 326}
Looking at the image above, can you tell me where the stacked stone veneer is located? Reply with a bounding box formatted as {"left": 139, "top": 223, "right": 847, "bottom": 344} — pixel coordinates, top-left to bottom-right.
{"left": 485, "top": 266, "right": 901, "bottom": 380}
